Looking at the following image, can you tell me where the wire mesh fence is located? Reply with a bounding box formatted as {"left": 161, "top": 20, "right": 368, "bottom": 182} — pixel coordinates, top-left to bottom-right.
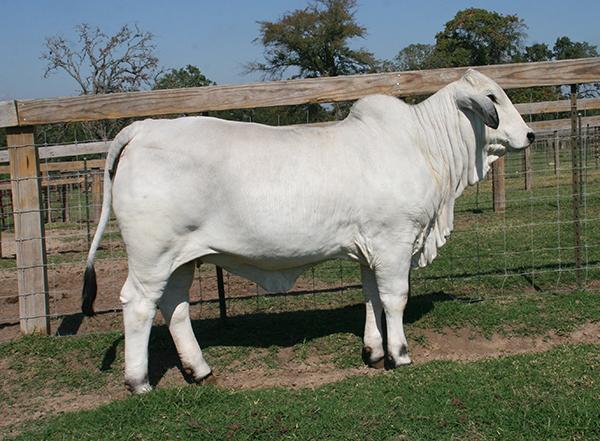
{"left": 0, "top": 123, "right": 599, "bottom": 333}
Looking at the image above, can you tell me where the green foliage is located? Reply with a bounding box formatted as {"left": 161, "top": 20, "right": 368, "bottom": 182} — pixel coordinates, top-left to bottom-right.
{"left": 392, "top": 43, "right": 436, "bottom": 71}
{"left": 520, "top": 43, "right": 553, "bottom": 62}
{"left": 154, "top": 65, "right": 215, "bottom": 90}
{"left": 386, "top": 8, "right": 599, "bottom": 103}
{"left": 553, "top": 36, "right": 599, "bottom": 60}
{"left": 388, "top": 8, "right": 598, "bottom": 75}
{"left": 432, "top": 8, "right": 527, "bottom": 67}
{"left": 248, "top": 0, "right": 376, "bottom": 79}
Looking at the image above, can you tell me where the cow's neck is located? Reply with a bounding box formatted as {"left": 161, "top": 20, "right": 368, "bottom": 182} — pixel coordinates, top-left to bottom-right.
{"left": 411, "top": 86, "right": 482, "bottom": 202}
{"left": 407, "top": 86, "right": 488, "bottom": 268}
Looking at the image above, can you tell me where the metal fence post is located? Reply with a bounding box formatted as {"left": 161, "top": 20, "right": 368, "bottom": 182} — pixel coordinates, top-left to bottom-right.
{"left": 216, "top": 266, "right": 227, "bottom": 322}
{"left": 554, "top": 131, "right": 560, "bottom": 175}
{"left": 6, "top": 126, "right": 50, "bottom": 334}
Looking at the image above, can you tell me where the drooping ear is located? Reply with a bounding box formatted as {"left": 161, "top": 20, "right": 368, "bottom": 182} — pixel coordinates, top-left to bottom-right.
{"left": 456, "top": 90, "right": 500, "bottom": 129}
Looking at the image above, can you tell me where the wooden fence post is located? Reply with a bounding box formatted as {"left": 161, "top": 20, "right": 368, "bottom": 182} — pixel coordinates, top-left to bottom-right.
{"left": 0, "top": 190, "right": 5, "bottom": 229}
{"left": 60, "top": 184, "right": 68, "bottom": 222}
{"left": 91, "top": 171, "right": 102, "bottom": 222}
{"left": 492, "top": 157, "right": 506, "bottom": 212}
{"left": 523, "top": 147, "right": 532, "bottom": 191}
{"left": 6, "top": 126, "right": 50, "bottom": 335}
{"left": 0, "top": 190, "right": 3, "bottom": 258}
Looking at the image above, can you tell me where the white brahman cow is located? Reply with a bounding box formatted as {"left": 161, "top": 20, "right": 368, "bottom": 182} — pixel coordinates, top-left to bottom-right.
{"left": 82, "top": 69, "right": 534, "bottom": 393}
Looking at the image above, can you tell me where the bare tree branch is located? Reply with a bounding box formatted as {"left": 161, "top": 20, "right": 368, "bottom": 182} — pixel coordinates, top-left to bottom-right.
{"left": 41, "top": 23, "right": 160, "bottom": 138}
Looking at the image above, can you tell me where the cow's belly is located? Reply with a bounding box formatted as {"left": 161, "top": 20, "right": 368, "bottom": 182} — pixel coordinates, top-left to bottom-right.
{"left": 180, "top": 218, "right": 357, "bottom": 292}
{"left": 200, "top": 256, "right": 311, "bottom": 293}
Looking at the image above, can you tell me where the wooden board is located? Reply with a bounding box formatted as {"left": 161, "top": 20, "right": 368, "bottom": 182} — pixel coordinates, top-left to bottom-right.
{"left": 6, "top": 127, "right": 49, "bottom": 335}
{"left": 0, "top": 141, "right": 109, "bottom": 163}
{"left": 0, "top": 159, "right": 105, "bottom": 174}
{"left": 0, "top": 176, "right": 85, "bottom": 191}
{"left": 9, "top": 58, "right": 600, "bottom": 127}
{"left": 0, "top": 101, "right": 18, "bottom": 127}
{"left": 529, "top": 115, "right": 600, "bottom": 132}
{"left": 516, "top": 97, "right": 600, "bottom": 115}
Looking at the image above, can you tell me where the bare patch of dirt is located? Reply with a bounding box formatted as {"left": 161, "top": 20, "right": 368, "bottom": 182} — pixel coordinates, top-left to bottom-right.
{"left": 410, "top": 322, "right": 600, "bottom": 363}
{"left": 208, "top": 322, "right": 600, "bottom": 390}
{"left": 0, "top": 384, "right": 128, "bottom": 439}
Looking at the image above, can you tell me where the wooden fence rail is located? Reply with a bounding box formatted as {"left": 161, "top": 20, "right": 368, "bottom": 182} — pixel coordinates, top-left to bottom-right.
{"left": 2, "top": 57, "right": 600, "bottom": 128}
{"left": 2, "top": 57, "right": 600, "bottom": 334}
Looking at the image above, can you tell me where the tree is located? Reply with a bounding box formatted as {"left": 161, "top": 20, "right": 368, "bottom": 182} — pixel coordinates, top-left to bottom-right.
{"left": 392, "top": 43, "right": 435, "bottom": 71}
{"left": 42, "top": 23, "right": 159, "bottom": 95}
{"left": 248, "top": 0, "right": 376, "bottom": 79}
{"left": 154, "top": 65, "right": 215, "bottom": 90}
{"left": 432, "top": 8, "right": 527, "bottom": 67}
{"left": 553, "top": 37, "right": 600, "bottom": 98}
{"left": 521, "top": 43, "right": 553, "bottom": 62}
{"left": 42, "top": 24, "right": 160, "bottom": 139}
{"left": 553, "top": 36, "right": 598, "bottom": 60}
{"left": 388, "top": 8, "right": 527, "bottom": 72}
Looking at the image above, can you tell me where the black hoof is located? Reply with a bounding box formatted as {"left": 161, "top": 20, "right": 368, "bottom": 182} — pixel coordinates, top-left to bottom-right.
{"left": 370, "top": 357, "right": 385, "bottom": 369}
{"left": 362, "top": 346, "right": 385, "bottom": 369}
{"left": 196, "top": 371, "right": 217, "bottom": 385}
{"left": 384, "top": 354, "right": 396, "bottom": 370}
{"left": 384, "top": 345, "right": 412, "bottom": 370}
{"left": 124, "top": 375, "right": 151, "bottom": 394}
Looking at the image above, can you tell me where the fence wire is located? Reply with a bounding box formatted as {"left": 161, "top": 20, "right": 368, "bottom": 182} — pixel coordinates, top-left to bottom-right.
{"left": 0, "top": 125, "right": 598, "bottom": 332}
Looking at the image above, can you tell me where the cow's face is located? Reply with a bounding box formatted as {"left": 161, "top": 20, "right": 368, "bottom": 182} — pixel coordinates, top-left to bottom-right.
{"left": 456, "top": 69, "right": 535, "bottom": 157}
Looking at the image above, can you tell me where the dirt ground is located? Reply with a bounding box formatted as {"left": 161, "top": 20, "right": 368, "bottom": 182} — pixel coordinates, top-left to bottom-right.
{"left": 1, "top": 322, "right": 598, "bottom": 438}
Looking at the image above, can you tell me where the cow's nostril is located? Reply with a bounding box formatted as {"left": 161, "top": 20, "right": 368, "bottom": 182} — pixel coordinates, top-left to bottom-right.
{"left": 527, "top": 132, "right": 536, "bottom": 143}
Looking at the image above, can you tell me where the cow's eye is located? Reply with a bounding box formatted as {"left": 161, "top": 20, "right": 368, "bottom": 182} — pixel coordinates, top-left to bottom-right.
{"left": 487, "top": 94, "right": 498, "bottom": 104}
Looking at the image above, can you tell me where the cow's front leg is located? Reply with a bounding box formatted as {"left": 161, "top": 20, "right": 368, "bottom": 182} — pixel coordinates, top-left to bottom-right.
{"left": 375, "top": 257, "right": 412, "bottom": 368}
{"left": 121, "top": 276, "right": 157, "bottom": 394}
{"left": 361, "top": 265, "right": 385, "bottom": 368}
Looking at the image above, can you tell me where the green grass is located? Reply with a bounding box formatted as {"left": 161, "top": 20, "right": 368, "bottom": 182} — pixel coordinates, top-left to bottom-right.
{"left": 1, "top": 286, "right": 598, "bottom": 439}
{"left": 211, "top": 290, "right": 600, "bottom": 367}
{"left": 0, "top": 332, "right": 123, "bottom": 397}
{"left": 2, "top": 290, "right": 597, "bottom": 394}
{"left": 9, "top": 344, "right": 600, "bottom": 441}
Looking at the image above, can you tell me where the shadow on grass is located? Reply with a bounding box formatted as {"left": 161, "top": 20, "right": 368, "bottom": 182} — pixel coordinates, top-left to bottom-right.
{"left": 99, "top": 291, "right": 456, "bottom": 387}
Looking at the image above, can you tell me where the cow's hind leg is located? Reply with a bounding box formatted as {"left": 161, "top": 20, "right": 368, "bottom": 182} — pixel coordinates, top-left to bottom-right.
{"left": 361, "top": 265, "right": 385, "bottom": 368}
{"left": 121, "top": 276, "right": 157, "bottom": 394}
{"left": 158, "top": 262, "right": 212, "bottom": 383}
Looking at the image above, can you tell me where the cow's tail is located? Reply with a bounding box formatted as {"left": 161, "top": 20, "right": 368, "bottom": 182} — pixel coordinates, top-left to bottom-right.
{"left": 82, "top": 123, "right": 139, "bottom": 316}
